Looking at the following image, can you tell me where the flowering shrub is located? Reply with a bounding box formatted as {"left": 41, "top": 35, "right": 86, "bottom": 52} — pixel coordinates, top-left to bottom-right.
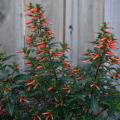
{"left": 1, "top": 3, "right": 120, "bottom": 120}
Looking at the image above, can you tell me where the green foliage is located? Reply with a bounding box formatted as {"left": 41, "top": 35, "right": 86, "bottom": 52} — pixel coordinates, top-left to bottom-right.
{"left": 0, "top": 3, "right": 120, "bottom": 120}
{"left": 0, "top": 52, "right": 24, "bottom": 119}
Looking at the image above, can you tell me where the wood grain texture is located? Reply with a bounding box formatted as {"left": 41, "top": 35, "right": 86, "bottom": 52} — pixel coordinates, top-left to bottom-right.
{"left": 105, "top": 0, "right": 120, "bottom": 56}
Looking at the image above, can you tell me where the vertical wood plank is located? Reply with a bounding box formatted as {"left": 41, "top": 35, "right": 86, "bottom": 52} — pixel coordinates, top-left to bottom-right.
{"left": 105, "top": 0, "right": 120, "bottom": 56}
{"left": 71, "top": 0, "right": 79, "bottom": 66}
{"left": 65, "top": 0, "right": 73, "bottom": 62}
{"left": 15, "top": 0, "right": 25, "bottom": 67}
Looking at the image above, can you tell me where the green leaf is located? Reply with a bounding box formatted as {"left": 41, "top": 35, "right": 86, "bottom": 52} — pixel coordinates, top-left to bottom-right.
{"left": 91, "top": 96, "right": 99, "bottom": 113}
{"left": 14, "top": 74, "right": 30, "bottom": 81}
{"left": 116, "top": 103, "right": 120, "bottom": 112}
{"left": 7, "top": 100, "right": 15, "bottom": 116}
{"left": 2, "top": 55, "right": 15, "bottom": 61}
{"left": 76, "top": 93, "right": 85, "bottom": 101}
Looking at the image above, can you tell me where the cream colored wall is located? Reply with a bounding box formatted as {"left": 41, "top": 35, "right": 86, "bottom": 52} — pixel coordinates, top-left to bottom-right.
{"left": 0, "top": 0, "right": 16, "bottom": 54}
{"left": 65, "top": 0, "right": 104, "bottom": 65}
{"left": 105, "top": 0, "right": 120, "bottom": 56}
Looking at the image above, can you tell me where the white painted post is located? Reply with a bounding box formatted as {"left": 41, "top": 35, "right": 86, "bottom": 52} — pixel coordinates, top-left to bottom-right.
{"left": 65, "top": 0, "right": 79, "bottom": 66}
{"left": 15, "top": 0, "right": 25, "bottom": 68}
{"left": 65, "top": 0, "right": 73, "bottom": 62}
{"left": 71, "top": 0, "right": 79, "bottom": 66}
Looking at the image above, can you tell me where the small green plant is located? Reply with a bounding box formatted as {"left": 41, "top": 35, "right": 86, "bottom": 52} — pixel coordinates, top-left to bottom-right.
{"left": 0, "top": 52, "right": 24, "bottom": 119}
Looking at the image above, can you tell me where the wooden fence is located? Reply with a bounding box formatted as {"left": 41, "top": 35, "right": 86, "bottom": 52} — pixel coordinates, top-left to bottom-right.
{"left": 0, "top": 0, "right": 120, "bottom": 66}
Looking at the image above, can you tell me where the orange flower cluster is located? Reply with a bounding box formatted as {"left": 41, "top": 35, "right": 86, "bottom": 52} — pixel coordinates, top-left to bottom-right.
{"left": 82, "top": 25, "right": 120, "bottom": 65}
{"left": 97, "top": 37, "right": 118, "bottom": 50}
{"left": 69, "top": 68, "right": 82, "bottom": 81}
{"left": 26, "top": 36, "right": 33, "bottom": 44}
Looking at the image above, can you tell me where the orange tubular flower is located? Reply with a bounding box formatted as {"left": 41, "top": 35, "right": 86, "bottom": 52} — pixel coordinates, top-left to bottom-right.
{"left": 97, "top": 37, "right": 108, "bottom": 49}
{"left": 36, "top": 65, "right": 43, "bottom": 70}
{"left": 26, "top": 37, "right": 33, "bottom": 44}
{"left": 37, "top": 41, "right": 46, "bottom": 49}
{"left": 97, "top": 44, "right": 103, "bottom": 49}
{"left": 106, "top": 51, "right": 116, "bottom": 56}
{"left": 34, "top": 83, "right": 39, "bottom": 90}
{"left": 43, "top": 112, "right": 53, "bottom": 120}
{"left": 32, "top": 16, "right": 37, "bottom": 20}
{"left": 25, "top": 60, "right": 33, "bottom": 67}
{"left": 108, "top": 40, "right": 117, "bottom": 50}
{"left": 48, "top": 87, "right": 54, "bottom": 92}
{"left": 31, "top": 8, "right": 40, "bottom": 14}
{"left": 77, "top": 77, "right": 82, "bottom": 81}
{"left": 82, "top": 52, "right": 89, "bottom": 56}
{"left": 31, "top": 25, "right": 38, "bottom": 32}
{"left": 40, "top": 13, "right": 46, "bottom": 19}
{"left": 101, "top": 37, "right": 108, "bottom": 43}
{"left": 26, "top": 79, "right": 36, "bottom": 86}
{"left": 90, "top": 83, "right": 100, "bottom": 90}
{"left": 92, "top": 53, "right": 100, "bottom": 60}
{"left": 82, "top": 59, "right": 91, "bottom": 64}
{"left": 53, "top": 52, "right": 64, "bottom": 58}
{"left": 38, "top": 50, "right": 47, "bottom": 55}
{"left": 72, "top": 69, "right": 80, "bottom": 74}
{"left": 20, "top": 97, "right": 29, "bottom": 103}
{"left": 40, "top": 57, "right": 46, "bottom": 62}
{"left": 62, "top": 60, "right": 71, "bottom": 69}
{"left": 42, "top": 21, "right": 48, "bottom": 27}
{"left": 25, "top": 60, "right": 32, "bottom": 64}
{"left": 16, "top": 65, "right": 22, "bottom": 71}
{"left": 111, "top": 57, "right": 120, "bottom": 65}
{"left": 63, "top": 84, "right": 71, "bottom": 93}
{"left": 105, "top": 29, "right": 112, "bottom": 34}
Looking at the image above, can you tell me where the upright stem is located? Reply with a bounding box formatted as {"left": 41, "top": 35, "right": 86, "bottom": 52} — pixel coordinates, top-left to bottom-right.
{"left": 94, "top": 61, "right": 102, "bottom": 80}
{"left": 47, "top": 47, "right": 58, "bottom": 87}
